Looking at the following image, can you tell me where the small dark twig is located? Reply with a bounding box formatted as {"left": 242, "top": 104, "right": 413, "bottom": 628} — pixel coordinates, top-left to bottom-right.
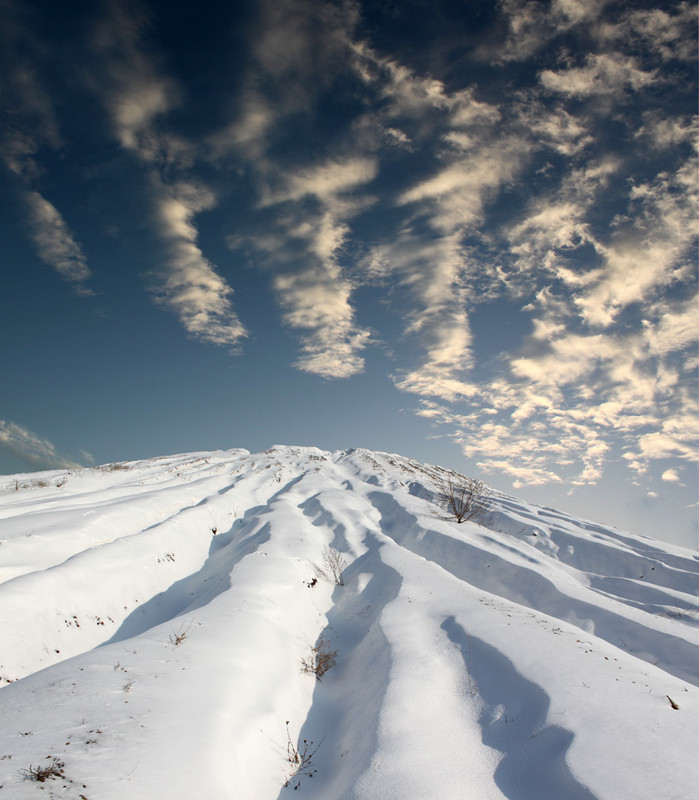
{"left": 21, "top": 758, "right": 64, "bottom": 782}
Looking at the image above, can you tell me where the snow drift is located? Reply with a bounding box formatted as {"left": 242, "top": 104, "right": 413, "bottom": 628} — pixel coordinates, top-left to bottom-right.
{"left": 0, "top": 446, "right": 697, "bottom": 799}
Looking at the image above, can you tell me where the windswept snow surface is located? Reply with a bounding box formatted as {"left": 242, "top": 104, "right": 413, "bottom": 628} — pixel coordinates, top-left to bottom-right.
{"left": 0, "top": 446, "right": 697, "bottom": 800}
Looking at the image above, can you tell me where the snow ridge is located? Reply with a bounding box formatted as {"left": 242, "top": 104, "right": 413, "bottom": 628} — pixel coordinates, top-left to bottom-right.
{"left": 0, "top": 446, "right": 697, "bottom": 799}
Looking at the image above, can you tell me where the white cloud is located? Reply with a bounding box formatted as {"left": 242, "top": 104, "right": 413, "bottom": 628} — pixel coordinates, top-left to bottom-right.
{"left": 351, "top": 39, "right": 529, "bottom": 403}
{"left": 479, "top": 459, "right": 565, "bottom": 488}
{"left": 635, "top": 114, "right": 698, "bottom": 151}
{"left": 398, "top": 146, "right": 520, "bottom": 229}
{"left": 110, "top": 79, "right": 178, "bottom": 157}
{"left": 24, "top": 191, "right": 93, "bottom": 288}
{"left": 161, "top": 0, "right": 373, "bottom": 371}
{"left": 508, "top": 158, "right": 618, "bottom": 284}
{"left": 526, "top": 107, "right": 594, "bottom": 156}
{"left": 362, "top": 227, "right": 479, "bottom": 401}
{"left": 274, "top": 267, "right": 371, "bottom": 378}
{"left": 575, "top": 160, "right": 698, "bottom": 327}
{"left": 604, "top": 3, "right": 697, "bottom": 62}
{"left": 152, "top": 182, "right": 246, "bottom": 348}
{"left": 0, "top": 4, "right": 93, "bottom": 294}
{"left": 207, "top": 93, "right": 276, "bottom": 161}
{"left": 262, "top": 157, "right": 378, "bottom": 207}
{"left": 394, "top": 309, "right": 477, "bottom": 402}
{"left": 343, "top": 4, "right": 697, "bottom": 500}
{"left": 635, "top": 432, "right": 698, "bottom": 463}
{"left": 410, "top": 284, "right": 696, "bottom": 488}
{"left": 87, "top": 3, "right": 246, "bottom": 350}
{"left": 252, "top": 156, "right": 377, "bottom": 378}
{"left": 251, "top": 0, "right": 356, "bottom": 80}
{"left": 661, "top": 468, "right": 682, "bottom": 483}
{"left": 208, "top": 0, "right": 359, "bottom": 164}
{"left": 540, "top": 53, "right": 656, "bottom": 98}
{"left": 0, "top": 420, "right": 82, "bottom": 471}
{"left": 491, "top": 0, "right": 609, "bottom": 63}
{"left": 0, "top": 1, "right": 62, "bottom": 178}
{"left": 89, "top": 1, "right": 180, "bottom": 160}
{"left": 644, "top": 300, "right": 699, "bottom": 359}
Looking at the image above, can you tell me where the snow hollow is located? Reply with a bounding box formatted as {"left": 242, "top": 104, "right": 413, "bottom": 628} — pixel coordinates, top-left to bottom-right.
{"left": 0, "top": 446, "right": 697, "bottom": 799}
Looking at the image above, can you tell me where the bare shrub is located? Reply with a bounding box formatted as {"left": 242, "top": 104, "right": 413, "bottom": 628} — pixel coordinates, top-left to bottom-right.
{"left": 21, "top": 758, "right": 64, "bottom": 782}
{"left": 102, "top": 462, "right": 130, "bottom": 472}
{"left": 439, "top": 476, "right": 491, "bottom": 524}
{"left": 301, "top": 635, "right": 338, "bottom": 680}
{"left": 313, "top": 546, "right": 346, "bottom": 586}
{"left": 284, "top": 721, "right": 323, "bottom": 789}
{"left": 664, "top": 601, "right": 699, "bottom": 621}
{"left": 169, "top": 623, "right": 191, "bottom": 647}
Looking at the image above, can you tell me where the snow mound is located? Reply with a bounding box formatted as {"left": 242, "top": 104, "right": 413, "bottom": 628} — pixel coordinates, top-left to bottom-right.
{"left": 0, "top": 446, "right": 697, "bottom": 799}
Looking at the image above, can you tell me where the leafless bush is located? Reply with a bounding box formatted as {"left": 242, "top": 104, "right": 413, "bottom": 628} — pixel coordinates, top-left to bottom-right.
{"left": 439, "top": 476, "right": 491, "bottom": 524}
{"left": 21, "top": 758, "right": 64, "bottom": 782}
{"left": 284, "top": 721, "right": 323, "bottom": 789}
{"left": 169, "top": 623, "right": 191, "bottom": 647}
{"left": 301, "top": 635, "right": 338, "bottom": 680}
{"left": 663, "top": 601, "right": 699, "bottom": 621}
{"left": 102, "top": 462, "right": 130, "bottom": 472}
{"left": 313, "top": 546, "right": 346, "bottom": 586}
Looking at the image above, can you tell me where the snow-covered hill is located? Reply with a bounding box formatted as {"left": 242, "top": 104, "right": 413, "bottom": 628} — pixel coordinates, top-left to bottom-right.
{"left": 0, "top": 446, "right": 697, "bottom": 800}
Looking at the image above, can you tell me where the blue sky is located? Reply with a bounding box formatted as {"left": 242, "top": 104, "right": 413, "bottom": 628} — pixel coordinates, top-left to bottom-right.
{"left": 1, "top": 0, "right": 697, "bottom": 548}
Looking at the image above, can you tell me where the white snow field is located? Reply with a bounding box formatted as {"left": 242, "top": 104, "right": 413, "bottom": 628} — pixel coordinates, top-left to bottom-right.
{"left": 0, "top": 446, "right": 697, "bottom": 800}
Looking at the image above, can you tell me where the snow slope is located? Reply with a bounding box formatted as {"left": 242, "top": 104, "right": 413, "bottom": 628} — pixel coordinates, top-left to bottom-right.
{"left": 0, "top": 446, "right": 697, "bottom": 800}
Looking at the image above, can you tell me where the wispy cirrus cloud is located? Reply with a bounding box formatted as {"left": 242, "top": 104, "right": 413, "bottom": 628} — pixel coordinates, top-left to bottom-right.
{"left": 576, "top": 158, "right": 698, "bottom": 327}
{"left": 540, "top": 53, "right": 657, "bottom": 97}
{"left": 0, "top": 0, "right": 61, "bottom": 179}
{"left": 23, "top": 192, "right": 93, "bottom": 290}
{"left": 0, "top": 0, "right": 93, "bottom": 293}
{"left": 272, "top": 265, "right": 371, "bottom": 378}
{"left": 354, "top": 0, "right": 698, "bottom": 493}
{"left": 362, "top": 230, "right": 477, "bottom": 401}
{"left": 88, "top": 0, "right": 246, "bottom": 349}
{"left": 213, "top": 0, "right": 378, "bottom": 378}
{"left": 0, "top": 420, "right": 82, "bottom": 471}
{"left": 488, "top": 0, "right": 610, "bottom": 63}
{"left": 635, "top": 113, "right": 698, "bottom": 151}
{"left": 601, "top": 2, "right": 697, "bottom": 62}
{"left": 353, "top": 44, "right": 532, "bottom": 403}
{"left": 150, "top": 181, "right": 246, "bottom": 348}
{"left": 88, "top": 0, "right": 181, "bottom": 160}
{"left": 414, "top": 270, "right": 697, "bottom": 489}
{"left": 397, "top": 140, "right": 522, "bottom": 230}
{"left": 209, "top": 0, "right": 358, "bottom": 163}
{"left": 241, "top": 156, "right": 377, "bottom": 377}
